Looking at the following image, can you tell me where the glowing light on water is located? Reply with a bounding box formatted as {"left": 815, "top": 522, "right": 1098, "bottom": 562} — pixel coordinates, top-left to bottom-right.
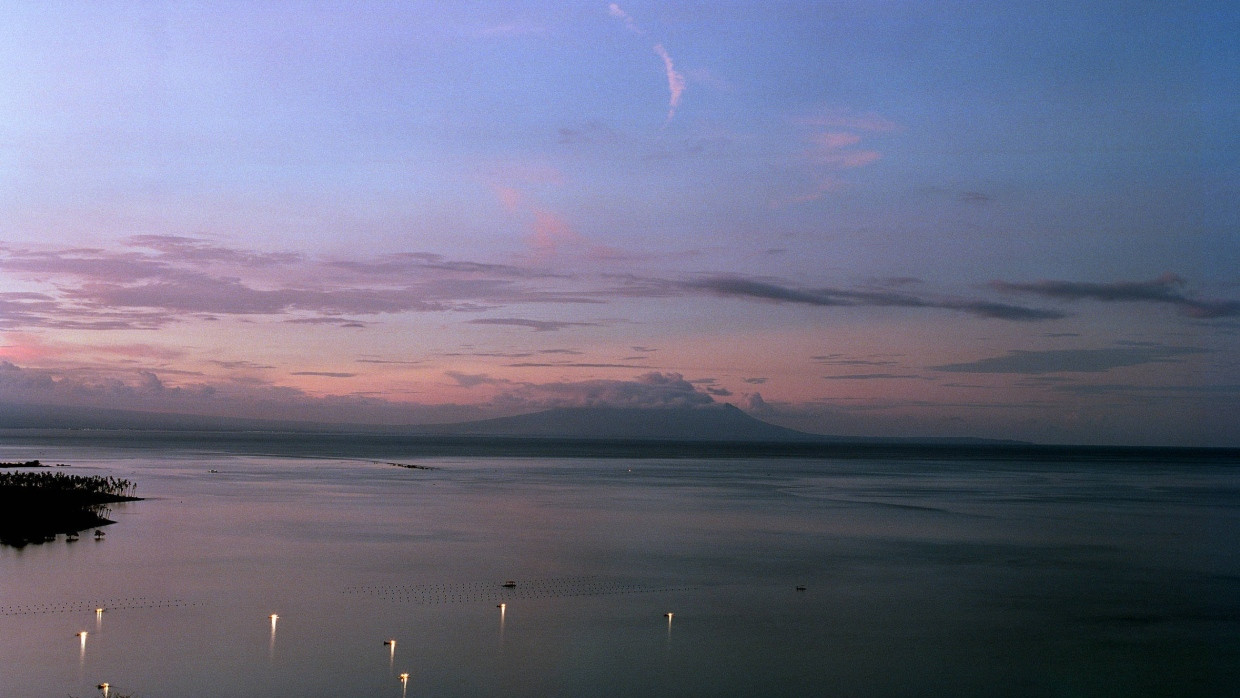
{"left": 386, "top": 639, "right": 396, "bottom": 670}
{"left": 96, "top": 682, "right": 109, "bottom": 697}
{"left": 399, "top": 672, "right": 410, "bottom": 698}
{"left": 269, "top": 614, "right": 279, "bottom": 659}
{"left": 78, "top": 631, "right": 88, "bottom": 666}
{"left": 498, "top": 602, "right": 507, "bottom": 641}
{"left": 95, "top": 608, "right": 104, "bottom": 631}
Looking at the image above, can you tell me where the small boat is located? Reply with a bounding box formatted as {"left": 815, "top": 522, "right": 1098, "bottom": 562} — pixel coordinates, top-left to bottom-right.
{"left": 502, "top": 580, "right": 516, "bottom": 588}
{"left": 65, "top": 533, "right": 79, "bottom": 542}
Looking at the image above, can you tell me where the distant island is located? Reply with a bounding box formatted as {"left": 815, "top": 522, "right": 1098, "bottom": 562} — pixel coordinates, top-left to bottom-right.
{"left": 3, "top": 401, "right": 1237, "bottom": 461}
{"left": 0, "top": 401, "right": 1016, "bottom": 444}
{"left": 0, "top": 467, "right": 141, "bottom": 547}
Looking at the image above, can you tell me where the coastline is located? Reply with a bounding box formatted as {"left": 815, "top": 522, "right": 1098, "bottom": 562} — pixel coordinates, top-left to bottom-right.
{"left": 0, "top": 469, "right": 141, "bottom": 547}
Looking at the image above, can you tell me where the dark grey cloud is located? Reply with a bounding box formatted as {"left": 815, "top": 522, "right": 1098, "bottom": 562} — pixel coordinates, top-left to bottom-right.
{"left": 812, "top": 355, "right": 899, "bottom": 367}
{"left": 492, "top": 372, "right": 715, "bottom": 409}
{"left": 445, "top": 371, "right": 508, "bottom": 388}
{"left": 127, "top": 235, "right": 303, "bottom": 267}
{"left": 504, "top": 362, "right": 651, "bottom": 369}
{"left": 467, "top": 318, "right": 599, "bottom": 332}
{"left": 211, "top": 360, "right": 276, "bottom": 370}
{"left": 687, "top": 276, "right": 1066, "bottom": 321}
{"left": 932, "top": 345, "right": 1207, "bottom": 375}
{"left": 285, "top": 317, "right": 369, "bottom": 328}
{"left": 743, "top": 377, "right": 767, "bottom": 384}
{"left": 326, "top": 252, "right": 560, "bottom": 280}
{"left": 823, "top": 373, "right": 925, "bottom": 380}
{"left": 67, "top": 277, "right": 458, "bottom": 315}
{"left": 1052, "top": 383, "right": 1240, "bottom": 396}
{"left": 990, "top": 274, "right": 1240, "bottom": 319}
{"left": 356, "top": 358, "right": 423, "bottom": 365}
{"left": 290, "top": 371, "right": 357, "bottom": 378}
{"left": 444, "top": 351, "right": 536, "bottom": 358}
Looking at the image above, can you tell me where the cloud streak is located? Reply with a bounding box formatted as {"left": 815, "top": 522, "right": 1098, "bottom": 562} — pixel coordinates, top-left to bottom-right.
{"left": 989, "top": 274, "right": 1240, "bottom": 319}
{"left": 932, "top": 344, "right": 1206, "bottom": 375}
{"left": 467, "top": 318, "right": 599, "bottom": 332}
{"left": 685, "top": 276, "right": 1067, "bottom": 321}
{"left": 0, "top": 239, "right": 603, "bottom": 330}
{"left": 653, "top": 44, "right": 685, "bottom": 122}
{"left": 608, "top": 3, "right": 642, "bottom": 34}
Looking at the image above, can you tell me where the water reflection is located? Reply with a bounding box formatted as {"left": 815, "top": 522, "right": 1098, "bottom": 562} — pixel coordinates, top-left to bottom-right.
{"left": 498, "top": 602, "right": 506, "bottom": 643}
{"left": 77, "top": 630, "right": 88, "bottom": 672}
{"left": 96, "top": 682, "right": 110, "bottom": 697}
{"left": 268, "top": 614, "right": 278, "bottom": 660}
{"left": 384, "top": 639, "right": 396, "bottom": 672}
{"left": 399, "top": 672, "right": 410, "bottom": 698}
{"left": 0, "top": 448, "right": 1235, "bottom": 696}
{"left": 95, "top": 608, "right": 104, "bottom": 632}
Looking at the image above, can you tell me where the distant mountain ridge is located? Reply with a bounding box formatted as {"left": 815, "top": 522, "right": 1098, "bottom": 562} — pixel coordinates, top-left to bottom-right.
{"left": 0, "top": 401, "right": 1025, "bottom": 446}
{"left": 408, "top": 404, "right": 819, "bottom": 441}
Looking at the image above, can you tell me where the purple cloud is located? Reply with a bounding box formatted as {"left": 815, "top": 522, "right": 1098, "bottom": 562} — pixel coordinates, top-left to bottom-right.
{"left": 932, "top": 344, "right": 1206, "bottom": 375}
{"left": 686, "top": 276, "right": 1067, "bottom": 321}
{"left": 492, "top": 371, "right": 715, "bottom": 409}
{"left": 466, "top": 318, "right": 599, "bottom": 332}
{"left": 989, "top": 274, "right": 1240, "bottom": 319}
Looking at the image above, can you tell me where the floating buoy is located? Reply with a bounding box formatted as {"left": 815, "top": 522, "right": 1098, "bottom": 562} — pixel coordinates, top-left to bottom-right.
{"left": 796, "top": 585, "right": 807, "bottom": 591}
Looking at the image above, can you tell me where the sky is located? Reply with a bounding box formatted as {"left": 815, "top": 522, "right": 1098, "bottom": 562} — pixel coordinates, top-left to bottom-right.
{"left": 1, "top": 1, "right": 1237, "bottom": 446}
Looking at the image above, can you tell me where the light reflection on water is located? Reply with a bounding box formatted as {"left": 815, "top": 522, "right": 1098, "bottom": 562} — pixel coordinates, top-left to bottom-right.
{"left": 0, "top": 441, "right": 1237, "bottom": 696}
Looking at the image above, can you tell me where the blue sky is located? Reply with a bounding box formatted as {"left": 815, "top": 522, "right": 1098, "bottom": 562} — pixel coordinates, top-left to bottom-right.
{"left": 1, "top": 2, "right": 1237, "bottom": 445}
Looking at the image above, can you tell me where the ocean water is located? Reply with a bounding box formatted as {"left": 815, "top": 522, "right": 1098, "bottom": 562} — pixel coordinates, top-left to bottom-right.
{"left": 0, "top": 435, "right": 1237, "bottom": 697}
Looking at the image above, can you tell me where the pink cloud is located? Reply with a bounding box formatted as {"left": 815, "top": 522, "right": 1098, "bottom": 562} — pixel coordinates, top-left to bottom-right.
{"left": 493, "top": 185, "right": 524, "bottom": 213}
{"left": 608, "top": 3, "right": 642, "bottom": 34}
{"left": 816, "top": 150, "right": 881, "bottom": 169}
{"left": 530, "top": 209, "right": 582, "bottom": 255}
{"left": 811, "top": 132, "right": 862, "bottom": 149}
{"left": 653, "top": 44, "right": 685, "bottom": 121}
{"left": 0, "top": 333, "right": 70, "bottom": 363}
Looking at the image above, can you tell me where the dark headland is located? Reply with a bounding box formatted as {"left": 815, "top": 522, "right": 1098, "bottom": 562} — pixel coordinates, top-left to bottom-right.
{"left": 0, "top": 464, "right": 141, "bottom": 547}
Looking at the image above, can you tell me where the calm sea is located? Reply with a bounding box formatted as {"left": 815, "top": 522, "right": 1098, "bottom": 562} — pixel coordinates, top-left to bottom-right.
{"left": 1, "top": 433, "right": 1237, "bottom": 697}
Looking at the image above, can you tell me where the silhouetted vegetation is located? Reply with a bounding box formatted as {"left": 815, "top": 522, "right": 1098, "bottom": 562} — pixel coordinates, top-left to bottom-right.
{"left": 0, "top": 467, "right": 140, "bottom": 548}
